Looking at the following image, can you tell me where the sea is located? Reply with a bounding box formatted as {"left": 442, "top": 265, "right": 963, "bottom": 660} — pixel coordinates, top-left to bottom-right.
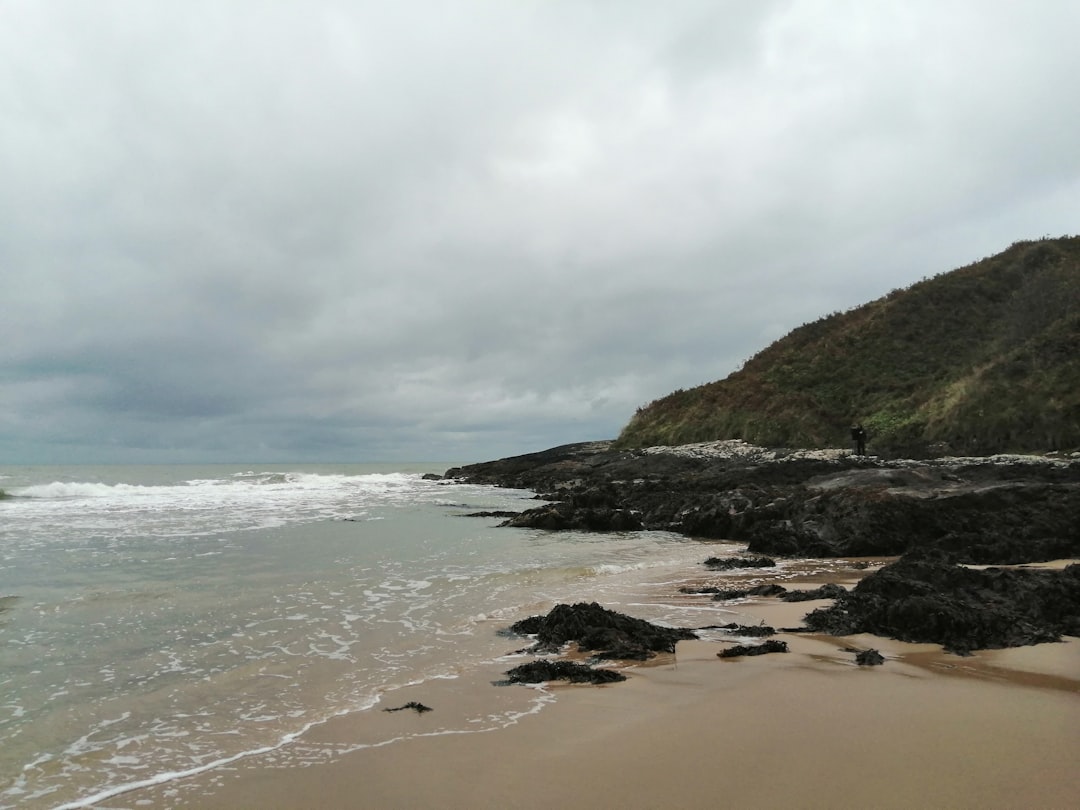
{"left": 0, "top": 462, "right": 770, "bottom": 809}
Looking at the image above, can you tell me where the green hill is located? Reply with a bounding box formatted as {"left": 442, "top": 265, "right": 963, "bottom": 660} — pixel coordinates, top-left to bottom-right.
{"left": 616, "top": 236, "right": 1080, "bottom": 457}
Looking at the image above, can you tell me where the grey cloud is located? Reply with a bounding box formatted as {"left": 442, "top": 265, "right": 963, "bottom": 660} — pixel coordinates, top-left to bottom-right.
{"left": 3, "top": 1, "right": 1080, "bottom": 463}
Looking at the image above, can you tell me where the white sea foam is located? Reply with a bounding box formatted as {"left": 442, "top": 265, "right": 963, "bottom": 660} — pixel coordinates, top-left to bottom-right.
{"left": 14, "top": 481, "right": 160, "bottom": 499}
{"left": 0, "top": 464, "right": 743, "bottom": 808}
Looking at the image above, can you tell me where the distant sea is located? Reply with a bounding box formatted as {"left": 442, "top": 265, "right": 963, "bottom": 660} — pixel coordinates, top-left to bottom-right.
{"left": 0, "top": 463, "right": 732, "bottom": 808}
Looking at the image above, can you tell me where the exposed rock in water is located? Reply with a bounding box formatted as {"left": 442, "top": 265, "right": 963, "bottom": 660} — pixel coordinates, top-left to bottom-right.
{"left": 703, "top": 555, "right": 776, "bottom": 570}
{"left": 749, "top": 583, "right": 789, "bottom": 597}
{"left": 804, "top": 553, "right": 1080, "bottom": 654}
{"left": 718, "top": 640, "right": 789, "bottom": 657}
{"left": 504, "top": 660, "right": 626, "bottom": 685}
{"left": 780, "top": 583, "right": 848, "bottom": 602}
{"left": 855, "top": 649, "right": 886, "bottom": 666}
{"left": 703, "top": 583, "right": 788, "bottom": 601}
{"left": 501, "top": 503, "right": 643, "bottom": 532}
{"left": 700, "top": 622, "right": 776, "bottom": 637}
{"left": 509, "top": 602, "right": 697, "bottom": 660}
{"left": 710, "top": 589, "right": 753, "bottom": 601}
{"left": 681, "top": 583, "right": 786, "bottom": 599}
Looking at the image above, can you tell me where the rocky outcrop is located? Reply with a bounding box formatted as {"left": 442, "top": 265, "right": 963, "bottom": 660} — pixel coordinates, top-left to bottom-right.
{"left": 509, "top": 602, "right": 697, "bottom": 660}
{"left": 803, "top": 553, "right": 1080, "bottom": 654}
{"left": 703, "top": 556, "right": 776, "bottom": 570}
{"left": 854, "top": 649, "right": 886, "bottom": 666}
{"left": 704, "top": 623, "right": 777, "bottom": 637}
{"left": 681, "top": 583, "right": 787, "bottom": 599}
{"left": 718, "top": 640, "right": 789, "bottom": 657}
{"left": 504, "top": 660, "right": 626, "bottom": 685}
{"left": 501, "top": 502, "right": 643, "bottom": 532}
{"left": 781, "top": 583, "right": 848, "bottom": 602}
{"left": 740, "top": 478, "right": 1080, "bottom": 562}
{"left": 448, "top": 442, "right": 1080, "bottom": 566}
{"left": 457, "top": 442, "right": 1080, "bottom": 655}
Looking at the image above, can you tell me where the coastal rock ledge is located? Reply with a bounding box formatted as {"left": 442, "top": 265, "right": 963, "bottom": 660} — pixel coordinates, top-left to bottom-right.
{"left": 449, "top": 441, "right": 1080, "bottom": 653}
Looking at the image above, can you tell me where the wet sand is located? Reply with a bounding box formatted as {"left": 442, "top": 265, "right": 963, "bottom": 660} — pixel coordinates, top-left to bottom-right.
{"left": 131, "top": 565, "right": 1080, "bottom": 810}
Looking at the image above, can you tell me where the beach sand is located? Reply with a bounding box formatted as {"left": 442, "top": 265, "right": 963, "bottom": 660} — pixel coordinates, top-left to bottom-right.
{"left": 131, "top": 567, "right": 1080, "bottom": 810}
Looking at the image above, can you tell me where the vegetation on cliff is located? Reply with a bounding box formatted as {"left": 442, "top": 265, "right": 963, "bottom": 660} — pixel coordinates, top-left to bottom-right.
{"left": 617, "top": 236, "right": 1080, "bottom": 456}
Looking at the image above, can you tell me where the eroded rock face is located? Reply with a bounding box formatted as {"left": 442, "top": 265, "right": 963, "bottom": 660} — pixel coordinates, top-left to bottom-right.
{"left": 456, "top": 443, "right": 1080, "bottom": 655}
{"left": 740, "top": 482, "right": 1080, "bottom": 562}
{"left": 509, "top": 602, "right": 697, "bottom": 660}
{"left": 448, "top": 442, "right": 1080, "bottom": 566}
{"left": 804, "top": 554, "right": 1080, "bottom": 654}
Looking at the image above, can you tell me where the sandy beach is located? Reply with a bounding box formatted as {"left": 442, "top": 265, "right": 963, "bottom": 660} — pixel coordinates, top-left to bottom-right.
{"left": 129, "top": 563, "right": 1080, "bottom": 810}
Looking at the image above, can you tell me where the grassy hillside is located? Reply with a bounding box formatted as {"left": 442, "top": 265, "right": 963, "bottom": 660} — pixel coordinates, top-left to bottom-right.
{"left": 616, "top": 236, "right": 1080, "bottom": 456}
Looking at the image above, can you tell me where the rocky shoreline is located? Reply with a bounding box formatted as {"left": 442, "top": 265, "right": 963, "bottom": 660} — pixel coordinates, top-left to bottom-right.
{"left": 444, "top": 441, "right": 1080, "bottom": 659}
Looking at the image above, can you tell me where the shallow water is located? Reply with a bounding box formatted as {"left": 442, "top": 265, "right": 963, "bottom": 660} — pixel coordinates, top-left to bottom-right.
{"left": 0, "top": 463, "right": 761, "bottom": 809}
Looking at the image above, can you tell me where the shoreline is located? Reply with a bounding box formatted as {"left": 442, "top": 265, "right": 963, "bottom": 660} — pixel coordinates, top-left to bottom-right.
{"left": 128, "top": 555, "right": 1080, "bottom": 809}
{"left": 115, "top": 446, "right": 1080, "bottom": 808}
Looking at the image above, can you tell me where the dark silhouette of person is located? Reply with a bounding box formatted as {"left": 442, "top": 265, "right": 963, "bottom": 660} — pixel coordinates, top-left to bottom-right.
{"left": 851, "top": 424, "right": 867, "bottom": 455}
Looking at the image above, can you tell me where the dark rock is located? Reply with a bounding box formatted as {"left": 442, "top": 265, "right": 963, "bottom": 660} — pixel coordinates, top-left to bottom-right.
{"left": 710, "top": 589, "right": 750, "bottom": 601}
{"left": 383, "top": 701, "right": 433, "bottom": 713}
{"left": 703, "top": 556, "right": 776, "bottom": 570}
{"left": 504, "top": 660, "right": 626, "bottom": 685}
{"left": 710, "top": 622, "right": 776, "bottom": 637}
{"left": 507, "top": 615, "right": 544, "bottom": 636}
{"left": 748, "top": 583, "right": 788, "bottom": 597}
{"left": 742, "top": 479, "right": 1080, "bottom": 563}
{"left": 421, "top": 473, "right": 443, "bottom": 481}
{"left": 804, "top": 555, "right": 1080, "bottom": 654}
{"left": 462, "top": 510, "right": 521, "bottom": 518}
{"left": 447, "top": 441, "right": 1080, "bottom": 566}
{"left": 855, "top": 649, "right": 886, "bottom": 666}
{"left": 781, "top": 583, "right": 848, "bottom": 602}
{"left": 502, "top": 503, "right": 644, "bottom": 532}
{"left": 452, "top": 442, "right": 1080, "bottom": 656}
{"left": 508, "top": 602, "right": 697, "bottom": 659}
{"left": 718, "top": 640, "right": 789, "bottom": 657}
{"left": 679, "top": 585, "right": 723, "bottom": 595}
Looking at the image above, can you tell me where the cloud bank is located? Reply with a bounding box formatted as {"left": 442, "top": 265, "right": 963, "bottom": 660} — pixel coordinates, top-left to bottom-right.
{"left": 3, "top": 1, "right": 1079, "bottom": 462}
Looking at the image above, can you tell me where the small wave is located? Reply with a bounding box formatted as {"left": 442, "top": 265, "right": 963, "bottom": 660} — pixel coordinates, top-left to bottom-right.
{"left": 589, "top": 559, "right": 681, "bottom": 576}
{"left": 13, "top": 481, "right": 158, "bottom": 499}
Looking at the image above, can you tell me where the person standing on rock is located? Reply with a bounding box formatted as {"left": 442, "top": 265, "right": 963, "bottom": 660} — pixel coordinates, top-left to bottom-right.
{"left": 851, "top": 424, "right": 867, "bottom": 456}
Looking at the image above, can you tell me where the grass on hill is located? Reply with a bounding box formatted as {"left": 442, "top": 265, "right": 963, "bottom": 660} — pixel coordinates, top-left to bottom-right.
{"left": 616, "top": 236, "right": 1080, "bottom": 457}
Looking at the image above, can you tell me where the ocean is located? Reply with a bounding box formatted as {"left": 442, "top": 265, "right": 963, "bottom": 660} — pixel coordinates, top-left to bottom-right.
{"left": 0, "top": 463, "right": 746, "bottom": 809}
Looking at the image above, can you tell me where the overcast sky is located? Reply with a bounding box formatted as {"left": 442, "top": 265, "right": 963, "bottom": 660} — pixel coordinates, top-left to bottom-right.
{"left": 2, "top": 1, "right": 1078, "bottom": 464}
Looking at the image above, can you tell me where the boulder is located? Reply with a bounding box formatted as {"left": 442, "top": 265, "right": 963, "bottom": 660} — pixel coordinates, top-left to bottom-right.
{"left": 804, "top": 553, "right": 1080, "bottom": 653}
{"left": 504, "top": 660, "right": 626, "bottom": 685}
{"left": 855, "top": 649, "right": 886, "bottom": 666}
{"left": 718, "top": 640, "right": 789, "bottom": 657}
{"left": 509, "top": 602, "right": 697, "bottom": 659}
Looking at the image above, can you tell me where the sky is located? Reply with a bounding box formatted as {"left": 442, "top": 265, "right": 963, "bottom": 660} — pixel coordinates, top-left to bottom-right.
{"left": 3, "top": 1, "right": 1079, "bottom": 464}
